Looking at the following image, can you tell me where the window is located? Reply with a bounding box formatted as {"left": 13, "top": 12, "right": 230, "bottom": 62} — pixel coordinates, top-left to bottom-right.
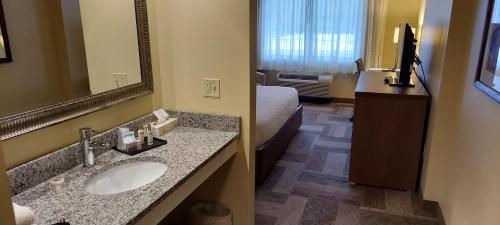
{"left": 258, "top": 0, "right": 367, "bottom": 74}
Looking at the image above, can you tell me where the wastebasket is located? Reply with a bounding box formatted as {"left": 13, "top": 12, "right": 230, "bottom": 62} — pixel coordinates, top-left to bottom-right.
{"left": 188, "top": 202, "right": 232, "bottom": 225}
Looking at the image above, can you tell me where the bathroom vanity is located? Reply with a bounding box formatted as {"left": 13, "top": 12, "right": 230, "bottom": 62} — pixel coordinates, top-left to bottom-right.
{"left": 8, "top": 111, "right": 241, "bottom": 225}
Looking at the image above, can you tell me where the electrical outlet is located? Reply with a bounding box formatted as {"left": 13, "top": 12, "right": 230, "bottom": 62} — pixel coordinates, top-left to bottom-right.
{"left": 203, "top": 78, "right": 220, "bottom": 98}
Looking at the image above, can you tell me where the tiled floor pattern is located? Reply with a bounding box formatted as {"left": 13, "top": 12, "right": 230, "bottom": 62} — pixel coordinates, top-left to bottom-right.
{"left": 255, "top": 104, "right": 440, "bottom": 225}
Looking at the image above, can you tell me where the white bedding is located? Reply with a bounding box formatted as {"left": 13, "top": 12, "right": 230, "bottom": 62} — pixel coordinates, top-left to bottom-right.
{"left": 256, "top": 86, "right": 299, "bottom": 148}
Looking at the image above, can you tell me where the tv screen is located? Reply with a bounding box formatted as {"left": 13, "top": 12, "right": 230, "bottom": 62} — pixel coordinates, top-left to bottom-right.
{"left": 396, "top": 23, "right": 416, "bottom": 86}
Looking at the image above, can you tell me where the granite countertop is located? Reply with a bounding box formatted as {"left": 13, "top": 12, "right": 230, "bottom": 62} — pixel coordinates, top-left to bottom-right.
{"left": 11, "top": 126, "right": 238, "bottom": 225}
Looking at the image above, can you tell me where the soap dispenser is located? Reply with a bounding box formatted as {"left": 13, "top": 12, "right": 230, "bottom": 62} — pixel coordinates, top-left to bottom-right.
{"left": 146, "top": 123, "right": 154, "bottom": 145}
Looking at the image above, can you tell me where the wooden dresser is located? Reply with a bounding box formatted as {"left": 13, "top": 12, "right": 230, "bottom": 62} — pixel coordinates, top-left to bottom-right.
{"left": 349, "top": 71, "right": 430, "bottom": 191}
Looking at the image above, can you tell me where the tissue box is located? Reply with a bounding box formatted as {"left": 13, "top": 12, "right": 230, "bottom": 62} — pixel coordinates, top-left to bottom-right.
{"left": 152, "top": 118, "right": 178, "bottom": 138}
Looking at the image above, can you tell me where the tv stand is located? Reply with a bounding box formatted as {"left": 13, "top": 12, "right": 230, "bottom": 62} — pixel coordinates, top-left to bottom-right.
{"left": 350, "top": 71, "right": 430, "bottom": 191}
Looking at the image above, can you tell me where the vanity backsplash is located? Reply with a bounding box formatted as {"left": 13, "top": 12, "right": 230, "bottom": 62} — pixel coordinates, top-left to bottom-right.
{"left": 7, "top": 110, "right": 240, "bottom": 195}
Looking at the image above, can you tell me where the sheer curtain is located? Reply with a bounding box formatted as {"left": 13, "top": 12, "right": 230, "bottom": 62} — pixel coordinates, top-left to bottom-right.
{"left": 364, "top": 0, "right": 387, "bottom": 69}
{"left": 257, "top": 0, "right": 368, "bottom": 74}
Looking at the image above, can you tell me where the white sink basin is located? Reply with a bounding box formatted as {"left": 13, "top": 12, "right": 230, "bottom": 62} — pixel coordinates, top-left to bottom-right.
{"left": 85, "top": 161, "right": 167, "bottom": 195}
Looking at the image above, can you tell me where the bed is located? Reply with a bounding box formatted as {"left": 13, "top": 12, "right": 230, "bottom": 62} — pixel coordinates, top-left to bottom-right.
{"left": 256, "top": 85, "right": 303, "bottom": 185}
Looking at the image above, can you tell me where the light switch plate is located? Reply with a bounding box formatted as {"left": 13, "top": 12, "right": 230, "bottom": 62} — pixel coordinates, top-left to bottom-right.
{"left": 203, "top": 78, "right": 220, "bottom": 98}
{"left": 112, "top": 73, "right": 128, "bottom": 88}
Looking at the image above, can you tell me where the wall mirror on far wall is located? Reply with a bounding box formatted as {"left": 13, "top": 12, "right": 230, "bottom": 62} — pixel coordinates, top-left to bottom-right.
{"left": 0, "top": 0, "right": 153, "bottom": 140}
{"left": 0, "top": 0, "right": 11, "bottom": 63}
{"left": 476, "top": 0, "right": 500, "bottom": 103}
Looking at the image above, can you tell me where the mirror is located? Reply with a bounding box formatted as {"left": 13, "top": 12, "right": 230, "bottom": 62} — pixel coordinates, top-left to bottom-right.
{"left": 476, "top": 0, "right": 500, "bottom": 103}
{"left": 0, "top": 0, "right": 11, "bottom": 63}
{"left": 0, "top": 0, "right": 143, "bottom": 117}
{"left": 0, "top": 0, "right": 153, "bottom": 140}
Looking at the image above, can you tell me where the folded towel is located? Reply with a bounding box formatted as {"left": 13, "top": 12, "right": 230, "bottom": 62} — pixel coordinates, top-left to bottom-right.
{"left": 13, "top": 203, "right": 35, "bottom": 225}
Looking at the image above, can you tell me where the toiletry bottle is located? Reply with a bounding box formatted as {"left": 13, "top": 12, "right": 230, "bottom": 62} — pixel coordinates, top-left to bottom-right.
{"left": 147, "top": 124, "right": 154, "bottom": 145}
{"left": 137, "top": 129, "right": 145, "bottom": 144}
{"left": 136, "top": 138, "right": 143, "bottom": 150}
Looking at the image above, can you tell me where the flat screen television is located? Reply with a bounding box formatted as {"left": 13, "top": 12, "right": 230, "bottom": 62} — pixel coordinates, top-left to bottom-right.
{"left": 389, "top": 23, "right": 416, "bottom": 87}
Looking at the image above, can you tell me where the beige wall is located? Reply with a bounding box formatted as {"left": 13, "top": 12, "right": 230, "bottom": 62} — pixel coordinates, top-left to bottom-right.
{"left": 415, "top": 0, "right": 427, "bottom": 54}
{"left": 0, "top": 145, "right": 15, "bottom": 225}
{"left": 80, "top": 0, "right": 142, "bottom": 94}
{"left": 420, "top": 0, "right": 500, "bottom": 224}
{"left": 382, "top": 0, "right": 421, "bottom": 68}
{"left": 331, "top": 74, "right": 358, "bottom": 99}
{"left": 153, "top": 0, "right": 255, "bottom": 224}
{"left": 417, "top": 0, "right": 453, "bottom": 198}
{"left": 381, "top": 0, "right": 421, "bottom": 69}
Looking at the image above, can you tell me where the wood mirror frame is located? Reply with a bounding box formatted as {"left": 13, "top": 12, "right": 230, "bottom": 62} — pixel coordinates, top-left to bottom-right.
{"left": 0, "top": 0, "right": 153, "bottom": 140}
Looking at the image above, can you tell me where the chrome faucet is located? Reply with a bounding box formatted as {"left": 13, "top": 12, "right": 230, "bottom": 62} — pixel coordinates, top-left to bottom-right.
{"left": 79, "top": 128, "right": 109, "bottom": 167}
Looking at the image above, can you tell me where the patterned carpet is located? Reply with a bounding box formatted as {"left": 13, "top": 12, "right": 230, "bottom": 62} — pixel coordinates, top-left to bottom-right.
{"left": 255, "top": 103, "right": 441, "bottom": 225}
